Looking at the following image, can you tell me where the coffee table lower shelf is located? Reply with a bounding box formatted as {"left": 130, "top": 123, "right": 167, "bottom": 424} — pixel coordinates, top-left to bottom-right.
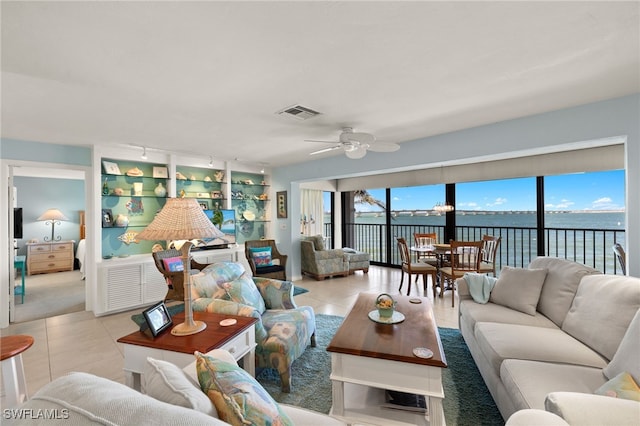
{"left": 329, "top": 353, "right": 445, "bottom": 426}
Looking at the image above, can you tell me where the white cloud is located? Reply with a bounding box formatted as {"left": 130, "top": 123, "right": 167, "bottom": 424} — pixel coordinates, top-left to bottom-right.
{"left": 487, "top": 197, "right": 507, "bottom": 207}
{"left": 590, "top": 197, "right": 619, "bottom": 210}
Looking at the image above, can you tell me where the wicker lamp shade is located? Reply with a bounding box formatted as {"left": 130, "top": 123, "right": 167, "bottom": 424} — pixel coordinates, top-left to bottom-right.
{"left": 136, "top": 198, "right": 224, "bottom": 241}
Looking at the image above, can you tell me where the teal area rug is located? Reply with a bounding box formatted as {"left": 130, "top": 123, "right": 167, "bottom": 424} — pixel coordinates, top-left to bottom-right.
{"left": 256, "top": 314, "right": 504, "bottom": 426}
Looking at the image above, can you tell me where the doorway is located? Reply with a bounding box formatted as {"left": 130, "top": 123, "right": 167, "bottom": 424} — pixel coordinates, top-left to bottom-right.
{"left": 9, "top": 164, "right": 88, "bottom": 323}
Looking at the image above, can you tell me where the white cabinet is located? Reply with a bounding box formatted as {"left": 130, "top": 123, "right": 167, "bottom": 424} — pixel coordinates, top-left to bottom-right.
{"left": 96, "top": 246, "right": 246, "bottom": 315}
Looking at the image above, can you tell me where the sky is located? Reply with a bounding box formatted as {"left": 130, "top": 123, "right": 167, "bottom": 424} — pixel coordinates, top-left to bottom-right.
{"left": 346, "top": 170, "right": 625, "bottom": 212}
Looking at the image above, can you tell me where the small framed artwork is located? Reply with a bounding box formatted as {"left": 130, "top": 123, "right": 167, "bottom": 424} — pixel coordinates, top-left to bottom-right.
{"left": 102, "top": 161, "right": 122, "bottom": 175}
{"left": 101, "top": 209, "right": 113, "bottom": 228}
{"left": 199, "top": 201, "right": 210, "bottom": 210}
{"left": 277, "top": 191, "right": 288, "bottom": 219}
{"left": 142, "top": 301, "right": 173, "bottom": 337}
{"left": 153, "top": 166, "right": 168, "bottom": 178}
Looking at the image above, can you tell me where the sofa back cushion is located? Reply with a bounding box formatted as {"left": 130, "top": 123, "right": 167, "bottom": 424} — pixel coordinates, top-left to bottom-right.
{"left": 603, "top": 308, "right": 640, "bottom": 382}
{"left": 307, "top": 235, "right": 325, "bottom": 251}
{"left": 530, "top": 257, "right": 600, "bottom": 326}
{"left": 562, "top": 275, "right": 640, "bottom": 360}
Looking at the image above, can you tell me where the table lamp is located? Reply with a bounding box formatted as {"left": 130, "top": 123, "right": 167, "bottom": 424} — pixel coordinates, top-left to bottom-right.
{"left": 37, "top": 208, "right": 69, "bottom": 241}
{"left": 136, "top": 198, "right": 224, "bottom": 336}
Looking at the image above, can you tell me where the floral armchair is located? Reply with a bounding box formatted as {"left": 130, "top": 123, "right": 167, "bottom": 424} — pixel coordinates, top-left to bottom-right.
{"left": 301, "top": 235, "right": 349, "bottom": 280}
{"left": 190, "top": 261, "right": 316, "bottom": 392}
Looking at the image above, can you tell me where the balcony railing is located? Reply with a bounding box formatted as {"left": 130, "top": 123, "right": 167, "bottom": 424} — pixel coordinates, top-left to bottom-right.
{"left": 334, "top": 222, "right": 626, "bottom": 275}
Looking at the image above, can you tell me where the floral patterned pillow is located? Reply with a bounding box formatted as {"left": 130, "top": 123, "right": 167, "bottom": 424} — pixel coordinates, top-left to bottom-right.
{"left": 195, "top": 352, "right": 293, "bottom": 426}
{"left": 225, "top": 273, "right": 266, "bottom": 314}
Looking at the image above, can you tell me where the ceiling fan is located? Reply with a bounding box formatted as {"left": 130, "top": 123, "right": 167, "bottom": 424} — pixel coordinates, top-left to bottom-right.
{"left": 305, "top": 127, "right": 400, "bottom": 159}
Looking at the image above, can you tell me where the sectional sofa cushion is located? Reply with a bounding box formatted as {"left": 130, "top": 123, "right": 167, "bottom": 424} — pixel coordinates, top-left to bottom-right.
{"left": 500, "top": 359, "right": 605, "bottom": 410}
{"left": 489, "top": 266, "right": 547, "bottom": 315}
{"left": 562, "top": 275, "right": 640, "bottom": 360}
{"left": 21, "top": 372, "right": 227, "bottom": 425}
{"left": 530, "top": 257, "right": 600, "bottom": 327}
{"left": 475, "top": 322, "right": 608, "bottom": 375}
{"left": 545, "top": 391, "right": 640, "bottom": 426}
{"left": 459, "top": 288, "right": 558, "bottom": 331}
{"left": 143, "top": 357, "right": 217, "bottom": 416}
{"left": 604, "top": 309, "right": 640, "bottom": 382}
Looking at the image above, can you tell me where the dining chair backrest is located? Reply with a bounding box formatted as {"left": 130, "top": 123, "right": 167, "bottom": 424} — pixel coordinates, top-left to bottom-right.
{"left": 397, "top": 237, "right": 411, "bottom": 267}
{"left": 449, "top": 240, "right": 484, "bottom": 272}
{"left": 414, "top": 232, "right": 437, "bottom": 248}
{"left": 481, "top": 235, "right": 501, "bottom": 264}
{"left": 612, "top": 243, "right": 627, "bottom": 275}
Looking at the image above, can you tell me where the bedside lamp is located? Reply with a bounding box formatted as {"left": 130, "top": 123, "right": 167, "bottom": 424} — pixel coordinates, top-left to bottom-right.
{"left": 37, "top": 208, "right": 69, "bottom": 241}
{"left": 136, "top": 198, "right": 225, "bottom": 336}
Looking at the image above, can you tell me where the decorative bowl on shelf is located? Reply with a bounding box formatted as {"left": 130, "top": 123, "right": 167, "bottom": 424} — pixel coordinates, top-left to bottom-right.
{"left": 375, "top": 293, "right": 396, "bottom": 318}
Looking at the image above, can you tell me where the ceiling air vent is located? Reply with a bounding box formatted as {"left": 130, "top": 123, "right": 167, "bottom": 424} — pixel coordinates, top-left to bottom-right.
{"left": 276, "top": 104, "right": 321, "bottom": 120}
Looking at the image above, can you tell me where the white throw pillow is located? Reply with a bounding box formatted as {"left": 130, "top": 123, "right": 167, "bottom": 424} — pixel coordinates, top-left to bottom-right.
{"left": 144, "top": 357, "right": 217, "bottom": 417}
{"left": 489, "top": 266, "right": 547, "bottom": 316}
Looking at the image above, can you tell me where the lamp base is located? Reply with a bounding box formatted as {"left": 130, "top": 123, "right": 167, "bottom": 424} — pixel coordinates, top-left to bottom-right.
{"left": 171, "top": 320, "right": 207, "bottom": 336}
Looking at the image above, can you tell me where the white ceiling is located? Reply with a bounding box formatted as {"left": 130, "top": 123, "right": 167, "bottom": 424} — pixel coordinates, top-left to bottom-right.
{"left": 2, "top": 1, "right": 639, "bottom": 167}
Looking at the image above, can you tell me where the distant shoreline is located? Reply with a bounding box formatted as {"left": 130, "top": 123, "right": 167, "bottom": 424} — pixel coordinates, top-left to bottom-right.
{"left": 351, "top": 209, "right": 625, "bottom": 216}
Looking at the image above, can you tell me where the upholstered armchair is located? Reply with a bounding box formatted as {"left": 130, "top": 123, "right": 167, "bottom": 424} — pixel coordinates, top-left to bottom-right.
{"left": 190, "top": 261, "right": 316, "bottom": 393}
{"left": 300, "top": 235, "right": 349, "bottom": 280}
{"left": 244, "top": 239, "right": 287, "bottom": 280}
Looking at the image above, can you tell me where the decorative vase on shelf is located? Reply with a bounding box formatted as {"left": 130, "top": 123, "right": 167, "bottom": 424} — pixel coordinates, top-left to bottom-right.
{"left": 114, "top": 214, "right": 129, "bottom": 227}
{"left": 154, "top": 182, "right": 167, "bottom": 197}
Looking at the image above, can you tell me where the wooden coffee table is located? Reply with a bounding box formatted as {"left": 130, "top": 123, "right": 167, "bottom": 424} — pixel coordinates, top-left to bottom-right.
{"left": 118, "top": 311, "right": 256, "bottom": 391}
{"left": 327, "top": 292, "right": 447, "bottom": 426}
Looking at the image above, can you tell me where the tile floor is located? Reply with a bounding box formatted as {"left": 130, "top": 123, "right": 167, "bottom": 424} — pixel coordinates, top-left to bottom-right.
{"left": 1, "top": 265, "right": 460, "bottom": 399}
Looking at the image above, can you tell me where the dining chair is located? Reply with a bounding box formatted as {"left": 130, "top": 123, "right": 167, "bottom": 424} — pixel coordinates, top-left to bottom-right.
{"left": 439, "top": 240, "right": 484, "bottom": 307}
{"left": 413, "top": 232, "right": 438, "bottom": 266}
{"left": 612, "top": 243, "right": 627, "bottom": 275}
{"left": 479, "top": 235, "right": 501, "bottom": 276}
{"left": 397, "top": 237, "right": 438, "bottom": 297}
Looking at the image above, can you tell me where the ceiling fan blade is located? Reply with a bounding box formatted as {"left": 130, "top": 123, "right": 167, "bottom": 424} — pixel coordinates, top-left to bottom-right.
{"left": 367, "top": 142, "right": 400, "bottom": 153}
{"left": 345, "top": 146, "right": 367, "bottom": 159}
{"left": 342, "top": 133, "right": 375, "bottom": 144}
{"left": 309, "top": 146, "right": 342, "bottom": 155}
{"left": 304, "top": 139, "right": 340, "bottom": 144}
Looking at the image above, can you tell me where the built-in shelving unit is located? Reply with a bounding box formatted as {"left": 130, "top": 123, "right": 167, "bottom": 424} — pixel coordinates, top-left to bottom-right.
{"left": 101, "top": 159, "right": 168, "bottom": 257}
{"left": 175, "top": 165, "right": 226, "bottom": 208}
{"left": 231, "top": 172, "right": 270, "bottom": 244}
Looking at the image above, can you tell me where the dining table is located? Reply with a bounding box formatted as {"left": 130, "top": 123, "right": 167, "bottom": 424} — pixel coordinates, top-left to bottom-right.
{"left": 410, "top": 243, "right": 452, "bottom": 293}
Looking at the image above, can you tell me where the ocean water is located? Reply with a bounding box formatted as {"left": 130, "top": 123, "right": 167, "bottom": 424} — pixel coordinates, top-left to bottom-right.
{"left": 351, "top": 211, "right": 625, "bottom": 230}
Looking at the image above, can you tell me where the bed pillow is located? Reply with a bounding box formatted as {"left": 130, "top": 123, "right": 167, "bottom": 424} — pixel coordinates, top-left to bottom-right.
{"left": 489, "top": 266, "right": 547, "bottom": 315}
{"left": 195, "top": 351, "right": 293, "bottom": 426}
{"left": 250, "top": 247, "right": 273, "bottom": 267}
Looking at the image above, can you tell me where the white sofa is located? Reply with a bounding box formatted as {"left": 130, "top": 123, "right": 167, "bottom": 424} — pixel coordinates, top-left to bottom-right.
{"left": 457, "top": 256, "right": 640, "bottom": 425}
{"left": 6, "top": 349, "right": 345, "bottom": 426}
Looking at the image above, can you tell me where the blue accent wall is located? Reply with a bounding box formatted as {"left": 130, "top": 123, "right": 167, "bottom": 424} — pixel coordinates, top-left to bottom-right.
{"left": 13, "top": 176, "right": 85, "bottom": 256}
{"left": 1, "top": 139, "right": 91, "bottom": 165}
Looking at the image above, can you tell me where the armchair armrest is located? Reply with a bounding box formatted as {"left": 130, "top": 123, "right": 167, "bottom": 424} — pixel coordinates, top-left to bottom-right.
{"left": 253, "top": 277, "right": 296, "bottom": 309}
{"left": 545, "top": 392, "right": 640, "bottom": 426}
{"left": 192, "top": 298, "right": 267, "bottom": 342}
{"left": 456, "top": 277, "right": 472, "bottom": 300}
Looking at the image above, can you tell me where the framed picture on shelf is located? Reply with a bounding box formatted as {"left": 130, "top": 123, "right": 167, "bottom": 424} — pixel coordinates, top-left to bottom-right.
{"left": 277, "top": 191, "right": 287, "bottom": 219}
{"left": 199, "top": 201, "right": 210, "bottom": 210}
{"left": 101, "top": 209, "right": 113, "bottom": 228}
{"left": 153, "top": 166, "right": 168, "bottom": 178}
{"left": 102, "top": 161, "right": 121, "bottom": 175}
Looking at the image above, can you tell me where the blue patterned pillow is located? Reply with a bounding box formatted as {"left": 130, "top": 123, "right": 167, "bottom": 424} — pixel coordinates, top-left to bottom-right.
{"left": 250, "top": 247, "right": 273, "bottom": 267}
{"left": 195, "top": 352, "right": 293, "bottom": 426}
{"left": 226, "top": 273, "right": 266, "bottom": 314}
